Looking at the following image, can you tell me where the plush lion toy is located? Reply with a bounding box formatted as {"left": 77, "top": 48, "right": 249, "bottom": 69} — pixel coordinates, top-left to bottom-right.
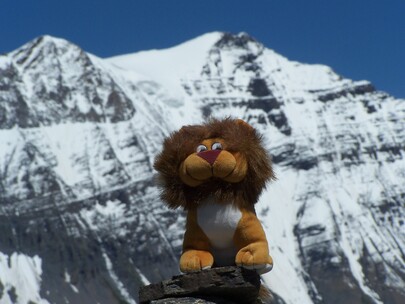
{"left": 154, "top": 118, "right": 274, "bottom": 274}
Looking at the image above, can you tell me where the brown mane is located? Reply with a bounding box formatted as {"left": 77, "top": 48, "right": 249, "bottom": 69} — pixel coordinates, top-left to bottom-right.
{"left": 153, "top": 118, "right": 275, "bottom": 209}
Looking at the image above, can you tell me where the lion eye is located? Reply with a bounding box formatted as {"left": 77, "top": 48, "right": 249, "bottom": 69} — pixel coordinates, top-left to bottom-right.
{"left": 211, "top": 142, "right": 223, "bottom": 150}
{"left": 196, "top": 144, "right": 208, "bottom": 153}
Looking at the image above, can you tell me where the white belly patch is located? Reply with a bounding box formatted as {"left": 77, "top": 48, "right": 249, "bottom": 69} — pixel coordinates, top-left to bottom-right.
{"left": 197, "top": 201, "right": 242, "bottom": 266}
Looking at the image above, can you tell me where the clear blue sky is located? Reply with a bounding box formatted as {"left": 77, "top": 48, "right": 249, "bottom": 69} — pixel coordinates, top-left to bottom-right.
{"left": 1, "top": 0, "right": 404, "bottom": 98}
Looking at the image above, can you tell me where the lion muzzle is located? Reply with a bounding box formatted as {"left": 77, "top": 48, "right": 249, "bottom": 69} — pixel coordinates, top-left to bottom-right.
{"left": 197, "top": 150, "right": 221, "bottom": 165}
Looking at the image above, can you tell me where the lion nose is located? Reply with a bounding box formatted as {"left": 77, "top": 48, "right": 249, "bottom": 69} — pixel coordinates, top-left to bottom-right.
{"left": 197, "top": 150, "right": 221, "bottom": 165}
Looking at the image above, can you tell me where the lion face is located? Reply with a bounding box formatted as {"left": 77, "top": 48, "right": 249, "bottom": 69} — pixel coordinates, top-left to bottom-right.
{"left": 153, "top": 118, "right": 274, "bottom": 209}
{"left": 179, "top": 138, "right": 248, "bottom": 187}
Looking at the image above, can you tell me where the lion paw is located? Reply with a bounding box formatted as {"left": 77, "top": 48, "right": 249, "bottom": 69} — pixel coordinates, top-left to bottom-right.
{"left": 180, "top": 250, "right": 214, "bottom": 273}
{"left": 235, "top": 247, "right": 273, "bottom": 274}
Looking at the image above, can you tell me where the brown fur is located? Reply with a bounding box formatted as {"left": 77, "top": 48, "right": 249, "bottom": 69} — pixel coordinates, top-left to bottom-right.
{"left": 180, "top": 208, "right": 214, "bottom": 272}
{"left": 153, "top": 118, "right": 275, "bottom": 209}
{"left": 234, "top": 206, "right": 273, "bottom": 268}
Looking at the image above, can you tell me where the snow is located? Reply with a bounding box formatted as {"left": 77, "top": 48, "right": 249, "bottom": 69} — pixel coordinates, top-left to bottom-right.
{"left": 259, "top": 168, "right": 315, "bottom": 304}
{"left": 0, "top": 55, "right": 11, "bottom": 69}
{"left": 64, "top": 270, "right": 79, "bottom": 293}
{"left": 107, "top": 32, "right": 222, "bottom": 96}
{"left": 102, "top": 252, "right": 136, "bottom": 304}
{"left": 0, "top": 252, "right": 49, "bottom": 304}
{"left": 105, "top": 33, "right": 224, "bottom": 129}
{"left": 134, "top": 266, "right": 150, "bottom": 286}
{"left": 80, "top": 199, "right": 128, "bottom": 236}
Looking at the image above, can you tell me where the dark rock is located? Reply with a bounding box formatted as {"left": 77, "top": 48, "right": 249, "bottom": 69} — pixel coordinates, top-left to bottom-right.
{"left": 139, "top": 266, "right": 261, "bottom": 304}
{"left": 105, "top": 90, "right": 136, "bottom": 123}
{"left": 215, "top": 32, "right": 258, "bottom": 49}
{"left": 318, "top": 82, "right": 375, "bottom": 102}
{"left": 234, "top": 98, "right": 279, "bottom": 113}
{"left": 7, "top": 287, "right": 17, "bottom": 304}
{"left": 248, "top": 78, "right": 271, "bottom": 97}
{"left": 267, "top": 111, "right": 291, "bottom": 136}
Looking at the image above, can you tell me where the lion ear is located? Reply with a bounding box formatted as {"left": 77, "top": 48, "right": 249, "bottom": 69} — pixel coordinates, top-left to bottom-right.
{"left": 179, "top": 125, "right": 193, "bottom": 135}
{"left": 236, "top": 119, "right": 253, "bottom": 130}
{"left": 179, "top": 126, "right": 188, "bottom": 133}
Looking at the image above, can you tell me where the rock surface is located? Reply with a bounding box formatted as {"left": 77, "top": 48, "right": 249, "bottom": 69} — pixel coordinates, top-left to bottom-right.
{"left": 139, "top": 266, "right": 261, "bottom": 304}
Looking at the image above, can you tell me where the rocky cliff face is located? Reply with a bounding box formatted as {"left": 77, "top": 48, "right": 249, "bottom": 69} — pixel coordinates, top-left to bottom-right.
{"left": 0, "top": 32, "right": 404, "bottom": 304}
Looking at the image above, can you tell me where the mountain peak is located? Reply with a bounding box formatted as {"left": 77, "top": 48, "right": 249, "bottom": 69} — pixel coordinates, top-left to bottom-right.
{"left": 215, "top": 32, "right": 262, "bottom": 49}
{"left": 10, "top": 35, "right": 85, "bottom": 70}
{"left": 106, "top": 32, "right": 223, "bottom": 92}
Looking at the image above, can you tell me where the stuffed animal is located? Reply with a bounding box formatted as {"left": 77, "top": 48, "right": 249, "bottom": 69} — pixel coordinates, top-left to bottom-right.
{"left": 154, "top": 118, "right": 274, "bottom": 274}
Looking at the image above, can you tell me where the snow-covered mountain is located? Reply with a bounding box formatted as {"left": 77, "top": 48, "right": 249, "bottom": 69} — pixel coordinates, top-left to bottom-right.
{"left": 0, "top": 32, "right": 404, "bottom": 304}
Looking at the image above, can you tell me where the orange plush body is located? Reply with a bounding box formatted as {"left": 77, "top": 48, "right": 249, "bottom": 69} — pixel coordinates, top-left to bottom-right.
{"left": 154, "top": 118, "right": 274, "bottom": 274}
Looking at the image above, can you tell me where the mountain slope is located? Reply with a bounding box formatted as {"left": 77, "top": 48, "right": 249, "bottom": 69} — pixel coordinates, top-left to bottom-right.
{"left": 0, "top": 32, "right": 404, "bottom": 304}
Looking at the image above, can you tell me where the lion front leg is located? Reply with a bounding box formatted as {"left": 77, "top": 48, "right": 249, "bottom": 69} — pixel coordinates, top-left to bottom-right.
{"left": 180, "top": 208, "right": 214, "bottom": 273}
{"left": 235, "top": 242, "right": 273, "bottom": 274}
{"left": 180, "top": 249, "right": 214, "bottom": 272}
{"left": 234, "top": 207, "right": 273, "bottom": 274}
